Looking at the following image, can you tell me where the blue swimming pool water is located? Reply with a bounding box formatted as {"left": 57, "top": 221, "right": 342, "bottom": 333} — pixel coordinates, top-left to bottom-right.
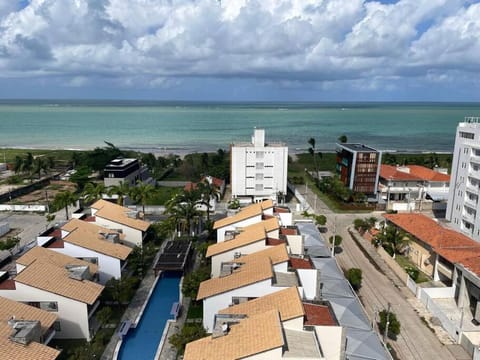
{"left": 119, "top": 272, "right": 182, "bottom": 360}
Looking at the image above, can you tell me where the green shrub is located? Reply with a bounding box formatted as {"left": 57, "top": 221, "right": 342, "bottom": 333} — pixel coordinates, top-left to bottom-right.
{"left": 346, "top": 268, "right": 362, "bottom": 291}
{"left": 378, "top": 310, "right": 401, "bottom": 339}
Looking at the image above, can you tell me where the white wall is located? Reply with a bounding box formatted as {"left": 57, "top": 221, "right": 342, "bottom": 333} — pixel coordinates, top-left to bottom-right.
{"left": 282, "top": 316, "right": 304, "bottom": 331}
{"left": 277, "top": 212, "right": 292, "bottom": 226}
{"left": 273, "top": 261, "right": 288, "bottom": 273}
{"left": 315, "top": 326, "right": 343, "bottom": 360}
{"left": 93, "top": 216, "right": 143, "bottom": 247}
{"left": 245, "top": 347, "right": 283, "bottom": 359}
{"left": 49, "top": 242, "right": 121, "bottom": 284}
{"left": 210, "top": 241, "right": 267, "bottom": 277}
{"left": 0, "top": 283, "right": 91, "bottom": 340}
{"left": 297, "top": 269, "right": 319, "bottom": 300}
{"left": 202, "top": 279, "right": 287, "bottom": 332}
{"left": 286, "top": 235, "right": 303, "bottom": 255}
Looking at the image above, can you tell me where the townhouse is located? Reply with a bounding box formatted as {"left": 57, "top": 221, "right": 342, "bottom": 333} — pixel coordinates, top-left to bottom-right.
{"left": 37, "top": 218, "right": 132, "bottom": 284}
{"left": 0, "top": 296, "right": 60, "bottom": 360}
{"left": 90, "top": 199, "right": 150, "bottom": 247}
{"left": 0, "top": 247, "right": 104, "bottom": 340}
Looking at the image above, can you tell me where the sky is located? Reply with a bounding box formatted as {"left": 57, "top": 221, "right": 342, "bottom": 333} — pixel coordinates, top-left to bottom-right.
{"left": 0, "top": 0, "right": 480, "bottom": 102}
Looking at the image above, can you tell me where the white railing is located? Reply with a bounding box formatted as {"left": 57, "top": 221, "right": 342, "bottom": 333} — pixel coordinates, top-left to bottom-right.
{"left": 0, "top": 204, "right": 46, "bottom": 212}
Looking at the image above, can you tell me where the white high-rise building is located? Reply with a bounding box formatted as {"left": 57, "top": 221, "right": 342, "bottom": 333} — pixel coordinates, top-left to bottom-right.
{"left": 230, "top": 128, "right": 288, "bottom": 203}
{"left": 447, "top": 117, "right": 480, "bottom": 241}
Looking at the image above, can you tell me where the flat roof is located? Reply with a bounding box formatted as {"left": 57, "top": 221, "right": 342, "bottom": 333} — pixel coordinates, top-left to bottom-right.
{"left": 337, "top": 143, "right": 378, "bottom": 153}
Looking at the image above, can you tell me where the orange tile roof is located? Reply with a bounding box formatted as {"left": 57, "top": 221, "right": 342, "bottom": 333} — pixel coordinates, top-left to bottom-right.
{"left": 91, "top": 199, "right": 150, "bottom": 231}
{"left": 184, "top": 310, "right": 284, "bottom": 360}
{"left": 61, "top": 219, "right": 132, "bottom": 260}
{"left": 232, "top": 244, "right": 289, "bottom": 266}
{"left": 303, "top": 303, "right": 338, "bottom": 326}
{"left": 383, "top": 213, "right": 480, "bottom": 266}
{"left": 0, "top": 298, "right": 60, "bottom": 360}
{"left": 213, "top": 200, "right": 274, "bottom": 229}
{"left": 197, "top": 257, "right": 273, "bottom": 300}
{"left": 15, "top": 260, "right": 104, "bottom": 305}
{"left": 17, "top": 246, "right": 98, "bottom": 274}
{"left": 289, "top": 257, "right": 314, "bottom": 270}
{"left": 380, "top": 165, "right": 449, "bottom": 182}
{"left": 218, "top": 287, "right": 304, "bottom": 321}
{"left": 207, "top": 219, "right": 279, "bottom": 257}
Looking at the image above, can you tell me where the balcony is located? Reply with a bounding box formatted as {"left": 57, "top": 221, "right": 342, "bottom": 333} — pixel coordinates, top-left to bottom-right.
{"left": 466, "top": 182, "right": 480, "bottom": 194}
{"left": 462, "top": 210, "right": 476, "bottom": 223}
{"left": 464, "top": 195, "right": 478, "bottom": 209}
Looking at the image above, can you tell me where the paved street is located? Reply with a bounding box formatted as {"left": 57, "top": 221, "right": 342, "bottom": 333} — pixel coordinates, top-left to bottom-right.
{"left": 299, "top": 184, "right": 465, "bottom": 360}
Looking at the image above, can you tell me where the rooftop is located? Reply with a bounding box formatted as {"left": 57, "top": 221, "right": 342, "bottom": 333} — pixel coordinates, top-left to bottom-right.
{"left": 184, "top": 310, "right": 284, "bottom": 360}
{"left": 303, "top": 302, "right": 338, "bottom": 326}
{"left": 380, "top": 164, "right": 450, "bottom": 182}
{"left": 206, "top": 219, "right": 279, "bottom": 257}
{"left": 197, "top": 257, "right": 273, "bottom": 300}
{"left": 91, "top": 199, "right": 150, "bottom": 231}
{"left": 337, "top": 143, "right": 378, "bottom": 153}
{"left": 17, "top": 246, "right": 98, "bottom": 274}
{"left": 218, "top": 286, "right": 304, "bottom": 322}
{"left": 213, "top": 200, "right": 274, "bottom": 229}
{"left": 282, "top": 328, "right": 322, "bottom": 359}
{"left": 15, "top": 260, "right": 104, "bottom": 305}
{"left": 61, "top": 219, "right": 132, "bottom": 260}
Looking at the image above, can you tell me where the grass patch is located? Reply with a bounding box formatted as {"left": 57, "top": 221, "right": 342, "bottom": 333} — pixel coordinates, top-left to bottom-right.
{"left": 147, "top": 186, "right": 181, "bottom": 205}
{"left": 1, "top": 148, "right": 76, "bottom": 163}
{"left": 395, "top": 255, "right": 430, "bottom": 283}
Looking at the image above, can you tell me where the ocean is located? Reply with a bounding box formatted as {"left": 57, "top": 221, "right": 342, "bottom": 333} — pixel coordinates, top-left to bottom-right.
{"left": 1, "top": 100, "right": 480, "bottom": 154}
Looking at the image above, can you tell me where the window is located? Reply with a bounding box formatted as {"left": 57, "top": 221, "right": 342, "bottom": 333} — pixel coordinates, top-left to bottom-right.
{"left": 255, "top": 162, "right": 264, "bottom": 170}
{"left": 255, "top": 184, "right": 263, "bottom": 191}
{"left": 256, "top": 151, "right": 264, "bottom": 159}
{"left": 26, "top": 301, "right": 58, "bottom": 312}
{"left": 255, "top": 173, "right": 264, "bottom": 180}
{"left": 460, "top": 131, "right": 475, "bottom": 139}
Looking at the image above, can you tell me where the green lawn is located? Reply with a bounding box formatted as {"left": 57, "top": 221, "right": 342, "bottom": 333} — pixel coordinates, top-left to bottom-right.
{"left": 395, "top": 255, "right": 430, "bottom": 283}
{"left": 147, "top": 186, "right": 181, "bottom": 205}
{"left": 1, "top": 148, "right": 76, "bottom": 163}
{"left": 187, "top": 302, "right": 203, "bottom": 319}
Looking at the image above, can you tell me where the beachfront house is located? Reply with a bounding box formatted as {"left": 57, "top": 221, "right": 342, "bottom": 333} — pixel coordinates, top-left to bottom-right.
{"left": 0, "top": 296, "right": 60, "bottom": 360}
{"left": 90, "top": 199, "right": 150, "bottom": 247}
{"left": 230, "top": 128, "right": 288, "bottom": 203}
{"left": 37, "top": 219, "right": 132, "bottom": 284}
{"left": 379, "top": 164, "right": 450, "bottom": 212}
{"left": 0, "top": 247, "right": 104, "bottom": 340}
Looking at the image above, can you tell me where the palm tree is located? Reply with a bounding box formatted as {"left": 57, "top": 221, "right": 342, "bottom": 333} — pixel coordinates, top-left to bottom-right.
{"left": 308, "top": 138, "right": 322, "bottom": 180}
{"left": 53, "top": 190, "right": 78, "bottom": 220}
{"left": 196, "top": 179, "right": 220, "bottom": 223}
{"left": 82, "top": 182, "right": 106, "bottom": 204}
{"left": 165, "top": 189, "right": 203, "bottom": 237}
{"left": 33, "top": 157, "right": 49, "bottom": 179}
{"left": 108, "top": 181, "right": 131, "bottom": 206}
{"left": 130, "top": 181, "right": 155, "bottom": 214}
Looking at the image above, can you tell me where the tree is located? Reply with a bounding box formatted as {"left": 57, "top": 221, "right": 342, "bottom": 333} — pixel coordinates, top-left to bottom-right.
{"left": 197, "top": 179, "right": 221, "bottom": 223}
{"left": 108, "top": 181, "right": 131, "bottom": 206}
{"left": 346, "top": 268, "right": 362, "bottom": 290}
{"left": 374, "top": 224, "right": 410, "bottom": 257}
{"left": 308, "top": 137, "right": 321, "bottom": 180}
{"left": 69, "top": 166, "right": 91, "bottom": 191}
{"left": 82, "top": 182, "right": 106, "bottom": 204}
{"left": 166, "top": 189, "right": 204, "bottom": 237}
{"left": 338, "top": 134, "right": 348, "bottom": 143}
{"left": 45, "top": 213, "right": 56, "bottom": 230}
{"left": 169, "top": 323, "right": 207, "bottom": 355}
{"left": 96, "top": 306, "right": 112, "bottom": 328}
{"left": 130, "top": 181, "right": 155, "bottom": 214}
{"left": 378, "top": 309, "right": 401, "bottom": 339}
{"left": 33, "top": 157, "right": 49, "bottom": 179}
{"left": 329, "top": 235, "right": 343, "bottom": 247}
{"left": 182, "top": 266, "right": 211, "bottom": 299}
{"left": 53, "top": 190, "right": 78, "bottom": 220}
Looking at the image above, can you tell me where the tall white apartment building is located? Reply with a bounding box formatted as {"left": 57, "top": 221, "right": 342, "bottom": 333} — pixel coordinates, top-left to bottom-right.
{"left": 230, "top": 129, "right": 288, "bottom": 203}
{"left": 447, "top": 117, "right": 480, "bottom": 241}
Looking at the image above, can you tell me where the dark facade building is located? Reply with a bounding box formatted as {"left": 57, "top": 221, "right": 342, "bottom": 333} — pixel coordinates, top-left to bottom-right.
{"left": 336, "top": 143, "right": 381, "bottom": 198}
{"left": 104, "top": 158, "right": 153, "bottom": 187}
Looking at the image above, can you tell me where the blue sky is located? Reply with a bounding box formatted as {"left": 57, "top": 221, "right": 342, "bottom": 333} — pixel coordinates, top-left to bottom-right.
{"left": 0, "top": 0, "right": 480, "bottom": 101}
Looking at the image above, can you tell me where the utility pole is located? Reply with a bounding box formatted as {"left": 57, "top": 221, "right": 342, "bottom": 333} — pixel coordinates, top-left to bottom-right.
{"left": 383, "top": 302, "right": 391, "bottom": 343}
{"left": 331, "top": 216, "right": 336, "bottom": 257}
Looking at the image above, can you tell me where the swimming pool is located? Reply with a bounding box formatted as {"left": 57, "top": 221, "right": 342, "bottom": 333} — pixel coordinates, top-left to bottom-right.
{"left": 118, "top": 272, "right": 182, "bottom": 360}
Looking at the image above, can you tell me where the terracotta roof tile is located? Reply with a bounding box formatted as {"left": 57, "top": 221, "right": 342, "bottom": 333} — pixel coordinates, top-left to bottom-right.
{"left": 213, "top": 200, "right": 274, "bottom": 229}
{"left": 380, "top": 165, "right": 449, "bottom": 182}
{"left": 206, "top": 219, "right": 279, "bottom": 257}
{"left": 218, "top": 287, "right": 304, "bottom": 321}
{"left": 91, "top": 199, "right": 150, "bottom": 231}
{"left": 303, "top": 303, "right": 338, "bottom": 326}
{"left": 184, "top": 310, "right": 284, "bottom": 360}
{"left": 197, "top": 257, "right": 273, "bottom": 300}
{"left": 289, "top": 257, "right": 314, "bottom": 270}
{"left": 61, "top": 219, "right": 132, "bottom": 260}
{"left": 17, "top": 246, "right": 98, "bottom": 274}
{"left": 232, "top": 244, "right": 289, "bottom": 266}
{"left": 15, "top": 260, "right": 104, "bottom": 305}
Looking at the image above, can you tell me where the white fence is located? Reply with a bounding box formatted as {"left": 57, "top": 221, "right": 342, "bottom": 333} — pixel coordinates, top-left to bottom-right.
{"left": 0, "top": 204, "right": 46, "bottom": 212}
{"left": 418, "top": 287, "right": 459, "bottom": 340}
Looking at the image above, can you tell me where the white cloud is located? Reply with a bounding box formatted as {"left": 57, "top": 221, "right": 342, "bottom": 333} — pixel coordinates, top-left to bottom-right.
{"left": 0, "top": 0, "right": 479, "bottom": 99}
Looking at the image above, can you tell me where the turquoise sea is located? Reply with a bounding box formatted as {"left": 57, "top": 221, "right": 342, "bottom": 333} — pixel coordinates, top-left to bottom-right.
{"left": 1, "top": 100, "right": 480, "bottom": 154}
